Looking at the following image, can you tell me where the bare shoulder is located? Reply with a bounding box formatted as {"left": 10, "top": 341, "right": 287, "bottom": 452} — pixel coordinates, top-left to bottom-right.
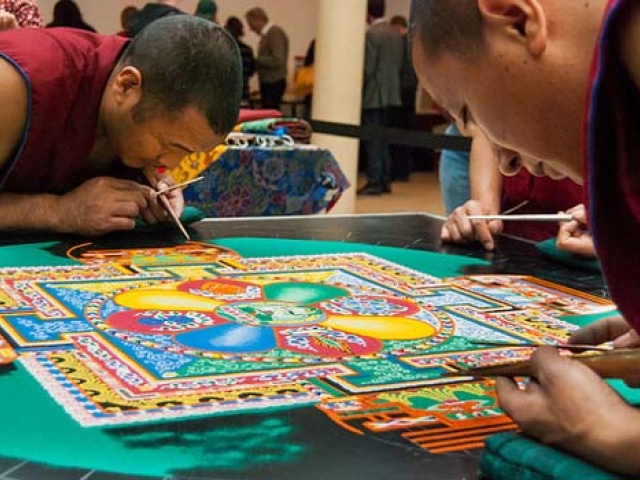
{"left": 0, "top": 57, "right": 27, "bottom": 170}
{"left": 619, "top": 1, "right": 640, "bottom": 90}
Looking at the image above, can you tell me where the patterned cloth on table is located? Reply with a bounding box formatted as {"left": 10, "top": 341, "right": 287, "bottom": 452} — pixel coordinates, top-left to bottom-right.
{"left": 171, "top": 146, "right": 349, "bottom": 217}
{"left": 234, "top": 117, "right": 312, "bottom": 144}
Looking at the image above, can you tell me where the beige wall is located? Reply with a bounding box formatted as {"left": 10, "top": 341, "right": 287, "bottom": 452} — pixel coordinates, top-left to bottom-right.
{"left": 37, "top": 0, "right": 409, "bottom": 82}
{"left": 386, "top": 0, "right": 410, "bottom": 20}
{"left": 38, "top": 0, "right": 320, "bottom": 83}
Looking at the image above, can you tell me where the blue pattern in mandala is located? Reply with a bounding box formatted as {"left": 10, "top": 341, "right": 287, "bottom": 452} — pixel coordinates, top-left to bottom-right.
{"left": 12, "top": 317, "right": 92, "bottom": 342}
{"left": 101, "top": 299, "right": 125, "bottom": 318}
{"left": 107, "top": 332, "right": 176, "bottom": 349}
{"left": 123, "top": 341, "right": 195, "bottom": 376}
{"left": 175, "top": 324, "right": 277, "bottom": 353}
{"left": 450, "top": 316, "right": 516, "bottom": 342}
{"left": 43, "top": 285, "right": 104, "bottom": 313}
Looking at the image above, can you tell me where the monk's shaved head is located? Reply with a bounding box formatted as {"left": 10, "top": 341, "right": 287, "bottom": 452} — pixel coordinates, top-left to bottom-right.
{"left": 409, "top": 0, "right": 485, "bottom": 58}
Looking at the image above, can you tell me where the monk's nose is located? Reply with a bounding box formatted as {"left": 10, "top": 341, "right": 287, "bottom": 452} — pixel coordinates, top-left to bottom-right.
{"left": 497, "top": 149, "right": 523, "bottom": 177}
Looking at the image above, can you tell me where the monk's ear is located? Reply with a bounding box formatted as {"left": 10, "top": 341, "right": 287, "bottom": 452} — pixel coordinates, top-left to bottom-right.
{"left": 111, "top": 66, "right": 143, "bottom": 104}
{"left": 477, "top": 0, "right": 547, "bottom": 56}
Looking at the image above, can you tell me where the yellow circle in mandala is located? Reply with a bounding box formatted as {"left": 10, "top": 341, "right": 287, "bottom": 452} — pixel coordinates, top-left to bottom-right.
{"left": 114, "top": 290, "right": 222, "bottom": 311}
{"left": 320, "top": 315, "right": 436, "bottom": 341}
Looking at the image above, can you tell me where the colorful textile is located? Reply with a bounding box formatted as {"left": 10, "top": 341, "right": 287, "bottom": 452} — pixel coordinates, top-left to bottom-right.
{"left": 481, "top": 433, "right": 622, "bottom": 480}
{"left": 177, "top": 147, "right": 350, "bottom": 217}
{"left": 586, "top": 0, "right": 640, "bottom": 330}
{"left": 170, "top": 111, "right": 287, "bottom": 181}
{"left": 0, "top": 0, "right": 42, "bottom": 27}
{"left": 235, "top": 117, "right": 312, "bottom": 144}
{"left": 238, "top": 108, "right": 282, "bottom": 122}
{"left": 172, "top": 145, "right": 226, "bottom": 183}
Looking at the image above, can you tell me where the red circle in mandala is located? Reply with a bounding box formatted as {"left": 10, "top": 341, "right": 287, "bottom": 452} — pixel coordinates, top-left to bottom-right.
{"left": 106, "top": 310, "right": 221, "bottom": 334}
{"left": 274, "top": 326, "right": 383, "bottom": 358}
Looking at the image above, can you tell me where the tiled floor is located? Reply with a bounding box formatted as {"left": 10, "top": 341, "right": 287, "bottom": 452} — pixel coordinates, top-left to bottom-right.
{"left": 355, "top": 172, "right": 445, "bottom": 216}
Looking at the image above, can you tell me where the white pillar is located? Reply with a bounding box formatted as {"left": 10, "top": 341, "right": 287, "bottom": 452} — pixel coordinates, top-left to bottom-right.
{"left": 312, "top": 0, "right": 367, "bottom": 214}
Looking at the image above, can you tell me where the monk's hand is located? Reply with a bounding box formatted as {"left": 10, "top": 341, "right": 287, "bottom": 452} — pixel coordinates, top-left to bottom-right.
{"left": 141, "top": 172, "right": 185, "bottom": 225}
{"left": 441, "top": 200, "right": 503, "bottom": 251}
{"left": 0, "top": 11, "right": 18, "bottom": 30}
{"left": 556, "top": 204, "right": 596, "bottom": 258}
{"left": 496, "top": 347, "right": 640, "bottom": 475}
{"left": 55, "top": 177, "right": 150, "bottom": 235}
{"left": 569, "top": 316, "right": 640, "bottom": 349}
{"left": 568, "top": 316, "right": 640, "bottom": 386}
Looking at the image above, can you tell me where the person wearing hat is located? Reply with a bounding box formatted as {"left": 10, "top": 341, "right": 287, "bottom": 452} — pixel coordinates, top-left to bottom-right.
{"left": 194, "top": 0, "right": 217, "bottom": 24}
{"left": 127, "top": 0, "right": 184, "bottom": 37}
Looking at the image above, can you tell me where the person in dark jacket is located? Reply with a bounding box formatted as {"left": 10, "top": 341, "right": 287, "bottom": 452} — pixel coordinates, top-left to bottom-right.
{"left": 46, "top": 0, "right": 95, "bottom": 32}
{"left": 225, "top": 16, "right": 255, "bottom": 105}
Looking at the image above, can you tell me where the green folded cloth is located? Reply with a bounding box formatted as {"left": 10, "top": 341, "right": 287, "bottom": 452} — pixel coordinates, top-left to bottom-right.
{"left": 176, "top": 206, "right": 205, "bottom": 224}
{"left": 135, "top": 206, "right": 204, "bottom": 229}
{"left": 536, "top": 238, "right": 601, "bottom": 272}
{"left": 480, "top": 433, "right": 623, "bottom": 480}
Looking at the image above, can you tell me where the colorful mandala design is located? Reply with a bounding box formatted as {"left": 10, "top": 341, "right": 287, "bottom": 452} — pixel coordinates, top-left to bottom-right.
{"left": 96, "top": 279, "right": 441, "bottom": 360}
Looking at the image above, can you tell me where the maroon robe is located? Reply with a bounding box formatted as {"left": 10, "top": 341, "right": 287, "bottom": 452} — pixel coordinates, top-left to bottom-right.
{"left": 586, "top": 0, "right": 640, "bottom": 329}
{"left": 0, "top": 28, "right": 129, "bottom": 194}
{"left": 502, "top": 172, "right": 584, "bottom": 242}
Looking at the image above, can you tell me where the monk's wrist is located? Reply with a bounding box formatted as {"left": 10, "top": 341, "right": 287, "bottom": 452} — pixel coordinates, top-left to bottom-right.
{"left": 589, "top": 404, "right": 640, "bottom": 475}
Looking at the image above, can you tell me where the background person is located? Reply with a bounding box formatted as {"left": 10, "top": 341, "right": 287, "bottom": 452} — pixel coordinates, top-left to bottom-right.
{"left": 358, "top": 0, "right": 404, "bottom": 196}
{"left": 245, "top": 7, "right": 289, "bottom": 110}
{"left": 194, "top": 0, "right": 217, "bottom": 24}
{"left": 225, "top": 16, "right": 255, "bottom": 106}
{"left": 46, "top": 0, "right": 95, "bottom": 32}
